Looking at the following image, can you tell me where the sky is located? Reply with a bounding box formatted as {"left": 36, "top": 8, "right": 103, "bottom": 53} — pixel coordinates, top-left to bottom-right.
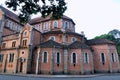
{"left": 1, "top": 0, "right": 120, "bottom": 39}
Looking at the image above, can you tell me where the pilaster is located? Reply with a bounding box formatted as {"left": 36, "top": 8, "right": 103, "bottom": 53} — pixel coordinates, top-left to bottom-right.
{"left": 108, "top": 47, "right": 113, "bottom": 73}
{"left": 50, "top": 46, "right": 55, "bottom": 74}
{"left": 80, "top": 49, "right": 84, "bottom": 74}
{"left": 14, "top": 48, "right": 19, "bottom": 73}
{"left": 64, "top": 49, "right": 68, "bottom": 74}
{"left": 36, "top": 51, "right": 40, "bottom": 74}
{"left": 91, "top": 51, "right": 94, "bottom": 74}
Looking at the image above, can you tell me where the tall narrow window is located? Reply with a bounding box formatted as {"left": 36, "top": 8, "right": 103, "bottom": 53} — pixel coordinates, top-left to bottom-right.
{"left": 56, "top": 52, "right": 60, "bottom": 64}
{"left": 73, "top": 53, "right": 76, "bottom": 64}
{"left": 44, "top": 22, "right": 48, "bottom": 30}
{"left": 23, "top": 40, "right": 27, "bottom": 47}
{"left": 54, "top": 21, "right": 58, "bottom": 28}
{"left": 9, "top": 53, "right": 14, "bottom": 62}
{"left": 111, "top": 53, "right": 115, "bottom": 62}
{"left": 0, "top": 54, "right": 4, "bottom": 62}
{"left": 101, "top": 53, "right": 105, "bottom": 65}
{"left": 43, "top": 52, "right": 48, "bottom": 63}
{"left": 64, "top": 21, "right": 69, "bottom": 30}
{"left": 9, "top": 21, "right": 13, "bottom": 29}
{"left": 12, "top": 41, "right": 16, "bottom": 47}
{"left": 84, "top": 53, "right": 89, "bottom": 64}
{"left": 70, "top": 23, "right": 75, "bottom": 32}
{"left": 7, "top": 21, "right": 12, "bottom": 29}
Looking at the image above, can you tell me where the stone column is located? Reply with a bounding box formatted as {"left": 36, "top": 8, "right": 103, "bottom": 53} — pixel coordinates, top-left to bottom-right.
{"left": 115, "top": 49, "right": 120, "bottom": 72}
{"left": 26, "top": 45, "right": 33, "bottom": 73}
{"left": 108, "top": 47, "right": 113, "bottom": 73}
{"left": 64, "top": 49, "right": 68, "bottom": 74}
{"left": 26, "top": 27, "right": 33, "bottom": 73}
{"left": 80, "top": 49, "right": 84, "bottom": 74}
{"left": 14, "top": 48, "right": 19, "bottom": 73}
{"left": 36, "top": 51, "right": 40, "bottom": 74}
{"left": 91, "top": 51, "right": 94, "bottom": 74}
{"left": 50, "top": 46, "right": 55, "bottom": 74}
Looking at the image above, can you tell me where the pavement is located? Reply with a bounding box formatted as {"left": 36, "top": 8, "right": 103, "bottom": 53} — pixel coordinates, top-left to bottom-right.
{"left": 0, "top": 73, "right": 120, "bottom": 78}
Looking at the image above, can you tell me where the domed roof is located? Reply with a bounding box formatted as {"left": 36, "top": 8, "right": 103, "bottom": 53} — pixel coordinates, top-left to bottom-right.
{"left": 29, "top": 15, "right": 75, "bottom": 25}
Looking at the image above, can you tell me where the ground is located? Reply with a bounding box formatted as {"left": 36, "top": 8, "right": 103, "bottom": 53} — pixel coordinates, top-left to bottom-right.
{"left": 0, "top": 73, "right": 120, "bottom": 80}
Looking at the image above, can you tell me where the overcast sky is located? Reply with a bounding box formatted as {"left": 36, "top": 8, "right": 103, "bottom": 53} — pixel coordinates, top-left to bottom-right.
{"left": 1, "top": 0, "right": 120, "bottom": 39}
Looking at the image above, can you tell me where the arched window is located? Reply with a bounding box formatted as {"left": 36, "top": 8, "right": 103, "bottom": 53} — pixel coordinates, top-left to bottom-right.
{"left": 43, "top": 52, "right": 48, "bottom": 63}
{"left": 7, "top": 21, "right": 12, "bottom": 29}
{"left": 23, "top": 30, "right": 28, "bottom": 36}
{"left": 111, "top": 53, "right": 115, "bottom": 62}
{"left": 70, "top": 23, "right": 75, "bottom": 32}
{"left": 84, "top": 53, "right": 89, "bottom": 64}
{"left": 43, "top": 22, "right": 48, "bottom": 30}
{"left": 54, "top": 21, "right": 58, "bottom": 28}
{"left": 73, "top": 53, "right": 76, "bottom": 64}
{"left": 64, "top": 21, "right": 69, "bottom": 30}
{"left": 9, "top": 53, "right": 14, "bottom": 62}
{"left": 100, "top": 53, "right": 105, "bottom": 65}
{"left": 56, "top": 52, "right": 61, "bottom": 64}
{"left": 71, "top": 53, "right": 77, "bottom": 64}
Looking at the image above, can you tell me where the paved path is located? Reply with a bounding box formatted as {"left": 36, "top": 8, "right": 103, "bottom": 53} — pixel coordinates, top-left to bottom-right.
{"left": 0, "top": 73, "right": 120, "bottom": 80}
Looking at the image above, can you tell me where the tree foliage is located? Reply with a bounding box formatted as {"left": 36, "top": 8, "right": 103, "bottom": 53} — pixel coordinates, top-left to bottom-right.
{"left": 94, "top": 34, "right": 116, "bottom": 42}
{"left": 5, "top": 0, "right": 67, "bottom": 23}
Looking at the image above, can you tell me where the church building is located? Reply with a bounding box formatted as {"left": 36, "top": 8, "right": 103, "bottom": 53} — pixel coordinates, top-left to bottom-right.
{"left": 0, "top": 6, "right": 119, "bottom": 74}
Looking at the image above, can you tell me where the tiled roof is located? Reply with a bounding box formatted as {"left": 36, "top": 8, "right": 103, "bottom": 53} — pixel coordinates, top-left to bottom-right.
{"left": 29, "top": 15, "right": 75, "bottom": 25}
{"left": 42, "top": 30, "right": 63, "bottom": 35}
{"left": 69, "top": 41, "right": 90, "bottom": 49}
{"left": 0, "top": 5, "right": 20, "bottom": 23}
{"left": 42, "top": 30, "right": 84, "bottom": 37}
{"left": 86, "top": 38, "right": 115, "bottom": 45}
{"left": 40, "top": 40, "right": 62, "bottom": 48}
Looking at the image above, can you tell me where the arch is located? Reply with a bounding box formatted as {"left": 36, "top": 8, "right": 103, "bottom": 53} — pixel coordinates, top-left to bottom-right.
{"left": 56, "top": 52, "right": 61, "bottom": 64}
{"left": 71, "top": 53, "right": 77, "bottom": 64}
{"left": 100, "top": 53, "right": 106, "bottom": 65}
{"left": 54, "top": 21, "right": 58, "bottom": 28}
{"left": 64, "top": 21, "right": 69, "bottom": 30}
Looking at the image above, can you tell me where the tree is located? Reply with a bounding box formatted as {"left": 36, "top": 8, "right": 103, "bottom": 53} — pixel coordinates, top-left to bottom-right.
{"left": 5, "top": 0, "right": 67, "bottom": 23}
{"left": 94, "top": 34, "right": 116, "bottom": 42}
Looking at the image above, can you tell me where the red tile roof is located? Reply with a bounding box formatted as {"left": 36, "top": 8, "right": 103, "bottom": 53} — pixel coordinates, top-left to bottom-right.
{"left": 0, "top": 5, "right": 20, "bottom": 23}
{"left": 87, "top": 38, "right": 115, "bottom": 45}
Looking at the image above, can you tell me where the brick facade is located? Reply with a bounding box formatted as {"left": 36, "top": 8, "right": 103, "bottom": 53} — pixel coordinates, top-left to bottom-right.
{"left": 0, "top": 6, "right": 119, "bottom": 75}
